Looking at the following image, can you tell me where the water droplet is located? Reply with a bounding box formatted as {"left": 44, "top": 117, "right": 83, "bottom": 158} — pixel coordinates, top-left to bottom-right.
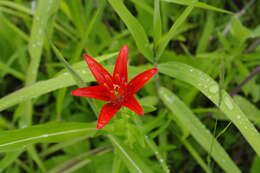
{"left": 224, "top": 97, "right": 233, "bottom": 110}
{"left": 165, "top": 96, "right": 174, "bottom": 103}
{"left": 31, "top": 1, "right": 37, "bottom": 11}
{"left": 42, "top": 134, "right": 49, "bottom": 138}
{"left": 159, "top": 159, "right": 164, "bottom": 163}
{"left": 189, "top": 69, "right": 193, "bottom": 72}
{"left": 209, "top": 85, "right": 219, "bottom": 93}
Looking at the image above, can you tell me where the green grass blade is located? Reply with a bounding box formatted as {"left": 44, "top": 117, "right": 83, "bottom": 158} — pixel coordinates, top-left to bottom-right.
{"left": 0, "top": 64, "right": 149, "bottom": 112}
{"left": 108, "top": 135, "right": 154, "bottom": 173}
{"left": 162, "top": 0, "right": 232, "bottom": 14}
{"left": 130, "top": 0, "right": 153, "bottom": 15}
{"left": 159, "top": 62, "right": 260, "bottom": 156}
{"left": 159, "top": 87, "right": 241, "bottom": 173}
{"left": 0, "top": 150, "right": 24, "bottom": 170}
{"left": 0, "top": 0, "right": 32, "bottom": 14}
{"left": 0, "top": 60, "right": 25, "bottom": 80}
{"left": 0, "top": 14, "right": 29, "bottom": 41}
{"left": 153, "top": 0, "right": 162, "bottom": 46}
{"left": 182, "top": 139, "right": 211, "bottom": 173}
{"left": 156, "top": 6, "right": 193, "bottom": 59}
{"left": 0, "top": 53, "right": 117, "bottom": 112}
{"left": 0, "top": 122, "right": 96, "bottom": 152}
{"left": 196, "top": 13, "right": 214, "bottom": 54}
{"left": 108, "top": 0, "right": 153, "bottom": 62}
{"left": 27, "top": 0, "right": 60, "bottom": 85}
{"left": 50, "top": 42, "right": 85, "bottom": 87}
{"left": 27, "top": 146, "right": 46, "bottom": 172}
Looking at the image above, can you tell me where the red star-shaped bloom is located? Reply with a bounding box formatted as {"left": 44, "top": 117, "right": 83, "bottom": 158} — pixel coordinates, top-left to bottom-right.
{"left": 71, "top": 45, "right": 158, "bottom": 129}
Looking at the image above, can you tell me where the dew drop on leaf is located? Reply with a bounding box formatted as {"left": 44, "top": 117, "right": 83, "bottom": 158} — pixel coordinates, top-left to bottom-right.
{"left": 209, "top": 85, "right": 219, "bottom": 94}
{"left": 224, "top": 96, "right": 233, "bottom": 110}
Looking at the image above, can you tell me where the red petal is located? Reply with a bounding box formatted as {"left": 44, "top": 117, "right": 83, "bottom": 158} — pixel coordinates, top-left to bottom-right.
{"left": 84, "top": 54, "right": 114, "bottom": 90}
{"left": 96, "top": 103, "right": 121, "bottom": 129}
{"left": 127, "top": 68, "right": 158, "bottom": 95}
{"left": 123, "top": 96, "right": 144, "bottom": 115}
{"left": 71, "top": 86, "right": 113, "bottom": 101}
{"left": 113, "top": 45, "right": 128, "bottom": 86}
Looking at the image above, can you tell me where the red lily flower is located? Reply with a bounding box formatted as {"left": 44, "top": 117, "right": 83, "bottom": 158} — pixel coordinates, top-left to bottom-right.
{"left": 71, "top": 45, "right": 158, "bottom": 129}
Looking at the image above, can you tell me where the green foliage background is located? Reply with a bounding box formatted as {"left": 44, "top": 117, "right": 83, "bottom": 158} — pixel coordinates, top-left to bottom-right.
{"left": 0, "top": 0, "right": 260, "bottom": 172}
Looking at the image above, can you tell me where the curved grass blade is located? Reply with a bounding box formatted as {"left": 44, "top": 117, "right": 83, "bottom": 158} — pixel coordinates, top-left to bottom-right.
{"left": 156, "top": 6, "right": 193, "bottom": 59}
{"left": 159, "top": 62, "right": 260, "bottom": 156}
{"left": 162, "top": 0, "right": 232, "bottom": 14}
{"left": 27, "top": 0, "right": 60, "bottom": 85}
{"left": 182, "top": 139, "right": 210, "bottom": 173}
{"left": 0, "top": 122, "right": 96, "bottom": 152}
{"left": 0, "top": 150, "right": 24, "bottom": 170}
{"left": 159, "top": 87, "right": 241, "bottom": 173}
{"left": 153, "top": 0, "right": 162, "bottom": 46}
{"left": 108, "top": 0, "right": 153, "bottom": 62}
{"left": 108, "top": 135, "right": 154, "bottom": 173}
{"left": 0, "top": 64, "right": 149, "bottom": 112}
{"left": 0, "top": 53, "right": 116, "bottom": 112}
{"left": 0, "top": 0, "right": 32, "bottom": 14}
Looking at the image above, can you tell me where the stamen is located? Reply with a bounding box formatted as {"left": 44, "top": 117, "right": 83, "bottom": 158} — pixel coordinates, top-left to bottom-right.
{"left": 113, "top": 84, "right": 120, "bottom": 90}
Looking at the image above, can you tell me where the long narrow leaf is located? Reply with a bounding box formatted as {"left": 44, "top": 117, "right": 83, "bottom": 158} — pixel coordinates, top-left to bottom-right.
{"left": 159, "top": 62, "right": 260, "bottom": 156}
{"left": 0, "top": 122, "right": 96, "bottom": 152}
{"left": 162, "top": 0, "right": 231, "bottom": 14}
{"left": 109, "top": 135, "right": 154, "bottom": 173}
{"left": 159, "top": 87, "right": 241, "bottom": 173}
{"left": 156, "top": 6, "right": 193, "bottom": 58}
{"left": 0, "top": 64, "right": 149, "bottom": 112}
{"left": 108, "top": 0, "right": 153, "bottom": 62}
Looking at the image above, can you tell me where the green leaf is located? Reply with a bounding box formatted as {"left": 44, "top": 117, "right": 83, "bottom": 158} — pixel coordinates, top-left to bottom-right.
{"left": 27, "top": 0, "right": 61, "bottom": 85}
{"left": 159, "top": 61, "right": 260, "bottom": 156}
{"left": 153, "top": 0, "right": 162, "bottom": 45}
{"left": 156, "top": 6, "right": 193, "bottom": 58}
{"left": 159, "top": 87, "right": 241, "bottom": 173}
{"left": 0, "top": 62, "right": 150, "bottom": 112}
{"left": 0, "top": 122, "right": 96, "bottom": 152}
{"left": 230, "top": 17, "right": 251, "bottom": 44}
{"left": 108, "top": 135, "right": 154, "bottom": 173}
{"left": 196, "top": 12, "right": 214, "bottom": 54}
{"left": 233, "top": 96, "right": 260, "bottom": 124}
{"left": 182, "top": 139, "right": 210, "bottom": 173}
{"left": 0, "top": 53, "right": 115, "bottom": 112}
{"left": 108, "top": 0, "right": 153, "bottom": 62}
{"left": 0, "top": 0, "right": 32, "bottom": 14}
{"left": 0, "top": 150, "right": 23, "bottom": 170}
{"left": 213, "top": 96, "right": 260, "bottom": 125}
{"left": 250, "top": 156, "right": 260, "bottom": 173}
{"left": 251, "top": 25, "right": 260, "bottom": 38}
{"left": 162, "top": 0, "right": 232, "bottom": 14}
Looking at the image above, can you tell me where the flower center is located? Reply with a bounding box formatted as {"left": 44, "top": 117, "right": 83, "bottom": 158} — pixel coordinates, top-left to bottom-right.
{"left": 113, "top": 84, "right": 120, "bottom": 97}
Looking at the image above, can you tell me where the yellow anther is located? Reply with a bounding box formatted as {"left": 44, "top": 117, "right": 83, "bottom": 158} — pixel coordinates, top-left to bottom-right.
{"left": 113, "top": 84, "right": 120, "bottom": 90}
